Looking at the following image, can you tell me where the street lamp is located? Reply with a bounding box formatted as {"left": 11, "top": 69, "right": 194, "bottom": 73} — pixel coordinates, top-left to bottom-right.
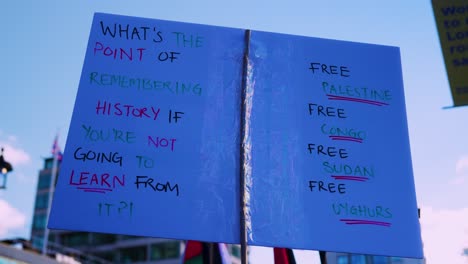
{"left": 0, "top": 147, "right": 13, "bottom": 189}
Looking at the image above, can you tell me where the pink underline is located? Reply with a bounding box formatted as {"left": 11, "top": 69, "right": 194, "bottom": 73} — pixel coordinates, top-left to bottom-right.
{"left": 340, "top": 219, "right": 391, "bottom": 227}
{"left": 326, "top": 94, "right": 389, "bottom": 106}
{"left": 329, "top": 136, "right": 363, "bottom": 143}
{"left": 80, "top": 187, "right": 110, "bottom": 194}
{"left": 332, "top": 175, "right": 369, "bottom": 182}
{"left": 76, "top": 187, "right": 112, "bottom": 192}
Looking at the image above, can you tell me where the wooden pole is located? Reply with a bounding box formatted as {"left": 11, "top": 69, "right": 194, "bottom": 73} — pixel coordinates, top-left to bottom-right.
{"left": 239, "top": 29, "right": 252, "bottom": 264}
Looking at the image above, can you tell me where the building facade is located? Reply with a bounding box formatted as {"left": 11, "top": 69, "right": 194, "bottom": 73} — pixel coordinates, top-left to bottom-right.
{"left": 326, "top": 252, "right": 425, "bottom": 264}
{"left": 31, "top": 157, "right": 57, "bottom": 251}
{"left": 30, "top": 156, "right": 241, "bottom": 264}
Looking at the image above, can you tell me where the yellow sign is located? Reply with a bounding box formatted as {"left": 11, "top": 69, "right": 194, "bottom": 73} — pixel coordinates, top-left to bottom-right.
{"left": 432, "top": 0, "right": 468, "bottom": 106}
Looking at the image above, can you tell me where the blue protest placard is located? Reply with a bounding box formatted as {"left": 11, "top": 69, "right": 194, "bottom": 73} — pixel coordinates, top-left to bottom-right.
{"left": 48, "top": 12, "right": 424, "bottom": 259}
{"left": 246, "top": 31, "right": 423, "bottom": 258}
{"left": 48, "top": 13, "right": 244, "bottom": 244}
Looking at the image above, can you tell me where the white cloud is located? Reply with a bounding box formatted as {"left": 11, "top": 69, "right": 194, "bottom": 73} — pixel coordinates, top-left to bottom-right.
{"left": 0, "top": 199, "right": 26, "bottom": 237}
{"left": 420, "top": 206, "right": 468, "bottom": 264}
{"left": 449, "top": 156, "right": 468, "bottom": 185}
{"left": 0, "top": 142, "right": 31, "bottom": 167}
{"left": 456, "top": 156, "right": 468, "bottom": 175}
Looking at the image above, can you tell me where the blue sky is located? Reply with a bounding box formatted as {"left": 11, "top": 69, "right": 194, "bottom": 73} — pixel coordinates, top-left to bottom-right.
{"left": 1, "top": 1, "right": 467, "bottom": 263}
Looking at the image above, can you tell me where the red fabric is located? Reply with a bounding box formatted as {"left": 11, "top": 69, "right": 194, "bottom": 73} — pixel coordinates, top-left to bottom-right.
{"left": 183, "top": 241, "right": 203, "bottom": 260}
{"left": 274, "top": 248, "right": 296, "bottom": 264}
{"left": 274, "top": 248, "right": 289, "bottom": 264}
{"left": 182, "top": 241, "right": 231, "bottom": 264}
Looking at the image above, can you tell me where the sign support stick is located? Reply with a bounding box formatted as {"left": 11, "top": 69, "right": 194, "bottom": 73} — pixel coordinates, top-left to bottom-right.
{"left": 239, "top": 29, "right": 251, "bottom": 264}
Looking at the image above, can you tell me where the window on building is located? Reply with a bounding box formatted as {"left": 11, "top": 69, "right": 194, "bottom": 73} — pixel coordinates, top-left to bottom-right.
{"left": 390, "top": 257, "right": 404, "bottom": 263}
{"left": 121, "top": 246, "right": 147, "bottom": 262}
{"left": 351, "top": 254, "right": 366, "bottom": 264}
{"left": 48, "top": 235, "right": 56, "bottom": 243}
{"left": 44, "top": 158, "right": 54, "bottom": 169}
{"left": 32, "top": 236, "right": 43, "bottom": 250}
{"left": 373, "top": 255, "right": 388, "bottom": 264}
{"left": 150, "top": 242, "right": 180, "bottom": 260}
{"left": 38, "top": 174, "right": 51, "bottom": 189}
{"left": 61, "top": 232, "right": 89, "bottom": 247}
{"left": 91, "top": 233, "right": 117, "bottom": 245}
{"left": 230, "top": 245, "right": 241, "bottom": 258}
{"left": 32, "top": 214, "right": 46, "bottom": 230}
{"left": 337, "top": 255, "right": 349, "bottom": 264}
{"left": 35, "top": 193, "right": 49, "bottom": 209}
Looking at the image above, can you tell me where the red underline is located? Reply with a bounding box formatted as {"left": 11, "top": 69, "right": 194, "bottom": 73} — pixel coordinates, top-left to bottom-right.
{"left": 340, "top": 219, "right": 391, "bottom": 227}
{"left": 331, "top": 175, "right": 369, "bottom": 182}
{"left": 77, "top": 187, "right": 113, "bottom": 194}
{"left": 329, "top": 136, "right": 363, "bottom": 143}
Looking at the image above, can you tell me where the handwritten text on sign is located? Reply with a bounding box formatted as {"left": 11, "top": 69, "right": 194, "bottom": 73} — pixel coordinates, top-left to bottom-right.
{"left": 247, "top": 32, "right": 422, "bottom": 258}
{"left": 432, "top": 0, "right": 468, "bottom": 105}
{"left": 48, "top": 12, "right": 422, "bottom": 258}
{"left": 48, "top": 12, "right": 243, "bottom": 244}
